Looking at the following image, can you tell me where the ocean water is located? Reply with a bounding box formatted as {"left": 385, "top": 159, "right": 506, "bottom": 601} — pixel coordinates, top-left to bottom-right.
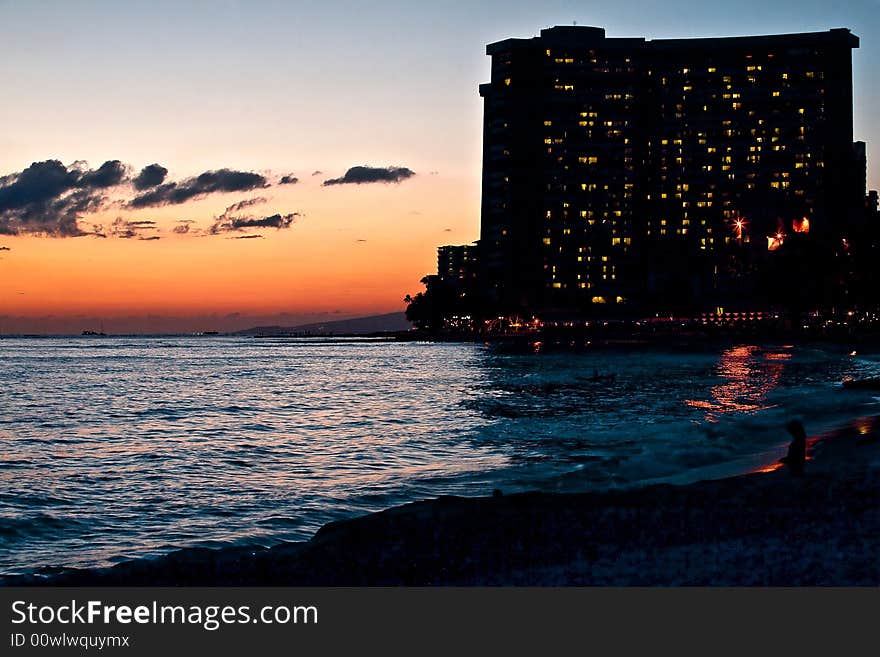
{"left": 1, "top": 336, "right": 879, "bottom": 575}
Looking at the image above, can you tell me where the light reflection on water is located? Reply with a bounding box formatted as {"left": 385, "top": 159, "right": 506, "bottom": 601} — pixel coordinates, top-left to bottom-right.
{"left": 0, "top": 336, "right": 877, "bottom": 574}
{"left": 684, "top": 345, "right": 788, "bottom": 421}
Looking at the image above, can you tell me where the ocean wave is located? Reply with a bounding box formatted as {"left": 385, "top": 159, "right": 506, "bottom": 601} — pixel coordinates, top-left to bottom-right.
{"left": 0, "top": 512, "right": 84, "bottom": 541}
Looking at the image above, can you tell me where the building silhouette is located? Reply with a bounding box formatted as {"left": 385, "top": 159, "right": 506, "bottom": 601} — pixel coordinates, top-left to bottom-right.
{"left": 476, "top": 25, "right": 862, "bottom": 315}
{"left": 437, "top": 243, "right": 480, "bottom": 287}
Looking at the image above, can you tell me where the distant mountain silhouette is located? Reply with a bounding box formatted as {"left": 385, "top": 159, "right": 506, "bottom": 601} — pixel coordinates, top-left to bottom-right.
{"left": 235, "top": 312, "right": 412, "bottom": 336}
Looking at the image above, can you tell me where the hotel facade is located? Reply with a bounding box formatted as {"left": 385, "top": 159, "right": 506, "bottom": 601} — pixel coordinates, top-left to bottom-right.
{"left": 477, "top": 26, "right": 862, "bottom": 314}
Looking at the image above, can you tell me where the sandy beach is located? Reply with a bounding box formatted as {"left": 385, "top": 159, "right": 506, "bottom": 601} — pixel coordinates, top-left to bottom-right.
{"left": 6, "top": 416, "right": 878, "bottom": 587}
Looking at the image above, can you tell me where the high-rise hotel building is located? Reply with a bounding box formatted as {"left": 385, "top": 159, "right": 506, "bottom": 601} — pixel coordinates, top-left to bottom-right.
{"left": 478, "top": 26, "right": 861, "bottom": 313}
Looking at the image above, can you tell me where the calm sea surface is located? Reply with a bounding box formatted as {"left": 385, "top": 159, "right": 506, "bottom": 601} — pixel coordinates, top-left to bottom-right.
{"left": 2, "top": 336, "right": 879, "bottom": 575}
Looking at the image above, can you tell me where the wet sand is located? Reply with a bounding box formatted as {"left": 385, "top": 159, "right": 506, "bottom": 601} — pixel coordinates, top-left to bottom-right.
{"left": 6, "top": 419, "right": 879, "bottom": 586}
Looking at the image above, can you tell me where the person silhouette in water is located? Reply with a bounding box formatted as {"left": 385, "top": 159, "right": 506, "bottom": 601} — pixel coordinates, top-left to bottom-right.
{"left": 780, "top": 420, "right": 807, "bottom": 476}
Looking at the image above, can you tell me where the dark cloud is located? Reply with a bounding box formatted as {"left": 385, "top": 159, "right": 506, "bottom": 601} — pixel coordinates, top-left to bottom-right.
{"left": 311, "top": 170, "right": 323, "bottom": 176}
{"left": 79, "top": 160, "right": 128, "bottom": 188}
{"left": 0, "top": 159, "right": 306, "bottom": 239}
{"left": 443, "top": 228, "right": 453, "bottom": 232}
{"left": 279, "top": 175, "right": 299, "bottom": 185}
{"left": 355, "top": 239, "right": 367, "bottom": 242}
{"left": 101, "top": 217, "right": 158, "bottom": 239}
{"left": 226, "top": 197, "right": 266, "bottom": 213}
{"left": 128, "top": 168, "right": 268, "bottom": 208}
{"left": 231, "top": 234, "right": 264, "bottom": 239}
{"left": 0, "top": 160, "right": 79, "bottom": 211}
{"left": 322, "top": 166, "right": 415, "bottom": 186}
{"left": 228, "top": 214, "right": 297, "bottom": 230}
{"left": 0, "top": 246, "right": 10, "bottom": 251}
{"left": 138, "top": 236, "right": 161, "bottom": 241}
{"left": 0, "top": 159, "right": 130, "bottom": 236}
{"left": 209, "top": 199, "right": 300, "bottom": 235}
{"left": 133, "top": 164, "right": 168, "bottom": 190}
{"left": 172, "top": 220, "right": 194, "bottom": 235}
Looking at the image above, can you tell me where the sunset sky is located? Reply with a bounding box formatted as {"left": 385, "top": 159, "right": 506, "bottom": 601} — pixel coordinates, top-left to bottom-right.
{"left": 2, "top": 0, "right": 878, "bottom": 333}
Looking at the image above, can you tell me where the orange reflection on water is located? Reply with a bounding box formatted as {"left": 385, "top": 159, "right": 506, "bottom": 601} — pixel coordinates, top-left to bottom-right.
{"left": 684, "top": 345, "right": 787, "bottom": 423}
{"left": 753, "top": 462, "right": 784, "bottom": 474}
{"left": 751, "top": 436, "right": 821, "bottom": 475}
{"left": 856, "top": 417, "right": 876, "bottom": 436}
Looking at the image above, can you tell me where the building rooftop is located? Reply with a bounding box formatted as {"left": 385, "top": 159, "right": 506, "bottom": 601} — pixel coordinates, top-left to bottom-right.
{"left": 486, "top": 26, "right": 859, "bottom": 54}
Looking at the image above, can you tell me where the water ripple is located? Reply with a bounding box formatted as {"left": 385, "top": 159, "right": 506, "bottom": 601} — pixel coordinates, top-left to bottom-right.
{"left": 0, "top": 337, "right": 874, "bottom": 575}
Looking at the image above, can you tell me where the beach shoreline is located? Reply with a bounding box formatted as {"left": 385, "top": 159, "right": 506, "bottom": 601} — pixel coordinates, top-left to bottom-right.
{"left": 6, "top": 417, "right": 878, "bottom": 587}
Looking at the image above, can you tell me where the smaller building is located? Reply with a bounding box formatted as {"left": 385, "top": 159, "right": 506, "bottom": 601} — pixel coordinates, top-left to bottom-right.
{"left": 437, "top": 243, "right": 480, "bottom": 286}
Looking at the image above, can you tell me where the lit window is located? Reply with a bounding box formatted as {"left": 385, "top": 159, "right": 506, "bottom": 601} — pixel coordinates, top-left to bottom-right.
{"left": 792, "top": 217, "right": 810, "bottom": 233}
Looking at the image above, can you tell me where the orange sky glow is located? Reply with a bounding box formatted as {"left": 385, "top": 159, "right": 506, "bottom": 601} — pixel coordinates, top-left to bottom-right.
{"left": 0, "top": 173, "right": 480, "bottom": 333}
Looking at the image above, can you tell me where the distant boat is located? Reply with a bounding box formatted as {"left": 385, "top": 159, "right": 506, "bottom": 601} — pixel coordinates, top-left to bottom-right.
{"left": 842, "top": 377, "right": 880, "bottom": 391}
{"left": 83, "top": 320, "right": 107, "bottom": 336}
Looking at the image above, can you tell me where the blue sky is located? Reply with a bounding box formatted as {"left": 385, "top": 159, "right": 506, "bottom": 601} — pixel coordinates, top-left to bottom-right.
{"left": 1, "top": 0, "right": 877, "bottom": 186}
